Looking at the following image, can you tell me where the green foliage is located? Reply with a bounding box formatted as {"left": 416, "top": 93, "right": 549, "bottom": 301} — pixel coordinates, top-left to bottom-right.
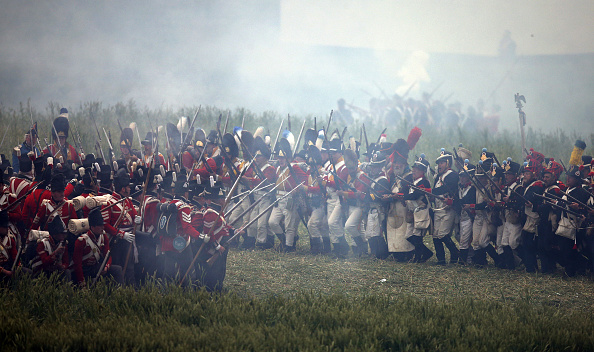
{"left": 1, "top": 101, "right": 592, "bottom": 171}
{"left": 2, "top": 253, "right": 594, "bottom": 351}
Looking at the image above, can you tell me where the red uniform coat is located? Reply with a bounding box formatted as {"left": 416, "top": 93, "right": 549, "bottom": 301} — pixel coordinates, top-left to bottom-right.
{"left": 73, "top": 230, "right": 111, "bottom": 283}
{"left": 43, "top": 143, "right": 81, "bottom": 164}
{"left": 160, "top": 199, "right": 202, "bottom": 252}
{"left": 31, "top": 198, "right": 78, "bottom": 231}
{"left": 101, "top": 192, "right": 138, "bottom": 238}
{"left": 32, "top": 237, "right": 69, "bottom": 273}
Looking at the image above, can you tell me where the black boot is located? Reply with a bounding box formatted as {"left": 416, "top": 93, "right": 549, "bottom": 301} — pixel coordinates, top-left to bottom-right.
{"left": 433, "top": 238, "right": 446, "bottom": 265}
{"left": 473, "top": 248, "right": 487, "bottom": 267}
{"left": 407, "top": 236, "right": 422, "bottom": 263}
{"left": 275, "top": 233, "right": 286, "bottom": 252}
{"left": 239, "top": 236, "right": 256, "bottom": 250}
{"left": 256, "top": 235, "right": 275, "bottom": 250}
{"left": 485, "top": 244, "right": 502, "bottom": 268}
{"left": 352, "top": 236, "right": 368, "bottom": 257}
{"left": 502, "top": 246, "right": 515, "bottom": 270}
{"left": 310, "top": 237, "right": 322, "bottom": 255}
{"left": 283, "top": 245, "right": 296, "bottom": 253}
{"left": 333, "top": 236, "right": 349, "bottom": 258}
{"left": 375, "top": 236, "right": 389, "bottom": 259}
{"left": 442, "top": 236, "right": 459, "bottom": 264}
{"left": 368, "top": 237, "right": 378, "bottom": 257}
{"left": 322, "top": 237, "right": 332, "bottom": 254}
{"left": 459, "top": 249, "right": 469, "bottom": 265}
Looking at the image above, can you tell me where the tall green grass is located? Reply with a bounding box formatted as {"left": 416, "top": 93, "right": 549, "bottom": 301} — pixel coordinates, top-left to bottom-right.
{"left": 1, "top": 273, "right": 593, "bottom": 351}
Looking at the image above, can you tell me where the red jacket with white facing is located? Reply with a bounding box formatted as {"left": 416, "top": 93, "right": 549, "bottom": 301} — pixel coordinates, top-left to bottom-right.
{"left": 101, "top": 192, "right": 138, "bottom": 239}
{"left": 72, "top": 230, "right": 111, "bottom": 283}
{"left": 31, "top": 198, "right": 78, "bottom": 231}
{"left": 160, "top": 199, "right": 202, "bottom": 252}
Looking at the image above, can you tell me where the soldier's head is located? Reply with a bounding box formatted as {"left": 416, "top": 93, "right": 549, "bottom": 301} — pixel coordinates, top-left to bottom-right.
{"left": 25, "top": 125, "right": 38, "bottom": 147}
{"left": 566, "top": 166, "right": 586, "bottom": 188}
{"left": 88, "top": 209, "right": 104, "bottom": 235}
{"left": 435, "top": 149, "right": 453, "bottom": 174}
{"left": 412, "top": 155, "right": 429, "bottom": 179}
{"left": 48, "top": 216, "right": 67, "bottom": 243}
{"left": 113, "top": 169, "right": 131, "bottom": 197}
{"left": 328, "top": 139, "right": 343, "bottom": 164}
{"left": 50, "top": 173, "right": 65, "bottom": 202}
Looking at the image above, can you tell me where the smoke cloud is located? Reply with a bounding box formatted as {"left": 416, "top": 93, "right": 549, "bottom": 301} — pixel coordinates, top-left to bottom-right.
{"left": 0, "top": 0, "right": 592, "bottom": 132}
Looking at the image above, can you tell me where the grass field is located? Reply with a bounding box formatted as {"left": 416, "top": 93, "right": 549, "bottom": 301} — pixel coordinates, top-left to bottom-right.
{"left": 2, "top": 236, "right": 594, "bottom": 351}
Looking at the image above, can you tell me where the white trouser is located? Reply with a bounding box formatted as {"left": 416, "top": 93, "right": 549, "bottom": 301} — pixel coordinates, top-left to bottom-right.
{"left": 364, "top": 207, "right": 382, "bottom": 239}
{"left": 327, "top": 195, "right": 344, "bottom": 243}
{"left": 227, "top": 195, "right": 251, "bottom": 229}
{"left": 433, "top": 208, "right": 455, "bottom": 239}
{"left": 247, "top": 195, "right": 273, "bottom": 244}
{"left": 458, "top": 217, "right": 473, "bottom": 250}
{"left": 501, "top": 221, "right": 522, "bottom": 249}
{"left": 308, "top": 205, "right": 328, "bottom": 239}
{"left": 495, "top": 224, "right": 504, "bottom": 254}
{"left": 269, "top": 196, "right": 299, "bottom": 246}
{"left": 345, "top": 205, "right": 364, "bottom": 243}
{"left": 472, "top": 211, "right": 491, "bottom": 250}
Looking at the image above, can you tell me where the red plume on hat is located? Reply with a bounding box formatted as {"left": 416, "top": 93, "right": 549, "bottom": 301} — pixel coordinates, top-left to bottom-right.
{"left": 388, "top": 127, "right": 422, "bottom": 164}
{"left": 543, "top": 158, "right": 563, "bottom": 179}
{"left": 407, "top": 127, "right": 422, "bottom": 150}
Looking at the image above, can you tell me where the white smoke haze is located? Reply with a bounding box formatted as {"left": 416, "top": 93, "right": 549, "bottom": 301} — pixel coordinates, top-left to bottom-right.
{"left": 0, "top": 0, "right": 593, "bottom": 131}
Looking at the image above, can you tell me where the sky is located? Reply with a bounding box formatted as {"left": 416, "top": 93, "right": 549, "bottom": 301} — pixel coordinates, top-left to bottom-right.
{"left": 0, "top": 0, "right": 592, "bottom": 132}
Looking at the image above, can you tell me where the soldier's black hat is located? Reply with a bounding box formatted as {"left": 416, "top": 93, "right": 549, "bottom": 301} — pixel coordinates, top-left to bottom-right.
{"left": 275, "top": 138, "right": 293, "bottom": 160}
{"left": 303, "top": 128, "right": 317, "bottom": 149}
{"left": 435, "top": 148, "right": 453, "bottom": 165}
{"left": 412, "top": 154, "right": 430, "bottom": 172}
{"left": 33, "top": 156, "right": 45, "bottom": 181}
{"left": 47, "top": 215, "right": 67, "bottom": 235}
{"left": 161, "top": 171, "right": 174, "bottom": 192}
{"left": 503, "top": 158, "right": 521, "bottom": 175}
{"left": 476, "top": 159, "right": 493, "bottom": 177}
{"left": 167, "top": 123, "right": 181, "bottom": 146}
{"left": 239, "top": 130, "right": 254, "bottom": 156}
{"left": 50, "top": 173, "right": 65, "bottom": 192}
{"left": 222, "top": 133, "right": 239, "bottom": 159}
{"left": 52, "top": 116, "right": 69, "bottom": 139}
{"left": 141, "top": 132, "right": 156, "bottom": 146}
{"left": 458, "top": 160, "right": 476, "bottom": 177}
{"left": 82, "top": 153, "right": 96, "bottom": 169}
{"left": 120, "top": 127, "right": 133, "bottom": 149}
{"left": 306, "top": 145, "right": 322, "bottom": 165}
{"left": 88, "top": 208, "right": 104, "bottom": 227}
{"left": 567, "top": 165, "right": 587, "bottom": 183}
{"left": 294, "top": 150, "right": 307, "bottom": 161}
{"left": 253, "top": 136, "right": 271, "bottom": 159}
{"left": 174, "top": 171, "right": 189, "bottom": 195}
{"left": 97, "top": 164, "right": 112, "bottom": 187}
{"left": 320, "top": 140, "right": 330, "bottom": 153}
{"left": 369, "top": 151, "right": 387, "bottom": 167}
{"left": 113, "top": 168, "right": 131, "bottom": 191}
{"left": 206, "top": 130, "right": 218, "bottom": 145}
{"left": 19, "top": 155, "right": 33, "bottom": 173}
{"left": 201, "top": 186, "right": 225, "bottom": 199}
{"left": 328, "top": 139, "right": 343, "bottom": 153}
{"left": 194, "top": 128, "right": 206, "bottom": 148}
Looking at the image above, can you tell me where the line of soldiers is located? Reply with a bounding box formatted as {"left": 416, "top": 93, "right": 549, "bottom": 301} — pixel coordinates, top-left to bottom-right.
{"left": 2, "top": 109, "right": 594, "bottom": 291}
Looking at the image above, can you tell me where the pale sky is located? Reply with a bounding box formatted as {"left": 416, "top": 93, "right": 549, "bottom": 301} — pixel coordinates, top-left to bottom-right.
{"left": 280, "top": 0, "right": 594, "bottom": 56}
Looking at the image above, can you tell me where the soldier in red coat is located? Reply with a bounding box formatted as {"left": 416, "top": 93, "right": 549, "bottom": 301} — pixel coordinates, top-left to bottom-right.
{"left": 0, "top": 211, "right": 18, "bottom": 280}
{"left": 31, "top": 173, "right": 78, "bottom": 231}
{"left": 193, "top": 186, "right": 230, "bottom": 292}
{"left": 31, "top": 216, "right": 70, "bottom": 280}
{"left": 101, "top": 168, "right": 138, "bottom": 285}
{"left": 42, "top": 109, "right": 81, "bottom": 165}
{"left": 72, "top": 209, "right": 123, "bottom": 286}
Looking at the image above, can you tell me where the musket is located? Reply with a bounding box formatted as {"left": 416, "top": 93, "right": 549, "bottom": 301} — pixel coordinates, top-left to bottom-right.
{"left": 241, "top": 114, "right": 245, "bottom": 129}
{"left": 330, "top": 170, "right": 382, "bottom": 200}
{"left": 534, "top": 194, "right": 583, "bottom": 217}
{"left": 340, "top": 127, "right": 348, "bottom": 141}
{"left": 401, "top": 80, "right": 417, "bottom": 99}
{"left": 314, "top": 117, "right": 316, "bottom": 131}
{"left": 427, "top": 81, "right": 445, "bottom": 100}
{"left": 293, "top": 119, "right": 306, "bottom": 155}
{"left": 43, "top": 138, "right": 57, "bottom": 158}
{"left": 206, "top": 180, "right": 306, "bottom": 266}
{"left": 395, "top": 175, "right": 446, "bottom": 201}
{"left": 362, "top": 123, "right": 369, "bottom": 152}
{"left": 103, "top": 128, "right": 115, "bottom": 164}
{"left": 51, "top": 118, "right": 67, "bottom": 158}
{"left": 179, "top": 167, "right": 245, "bottom": 286}
{"left": 29, "top": 107, "right": 44, "bottom": 157}
{"left": 107, "top": 130, "right": 114, "bottom": 164}
{"left": 287, "top": 114, "right": 292, "bottom": 132}
{"left": 134, "top": 123, "right": 143, "bottom": 151}
{"left": 229, "top": 179, "right": 269, "bottom": 201}
{"left": 515, "top": 93, "right": 527, "bottom": 158}
{"left": 453, "top": 147, "right": 495, "bottom": 201}
{"left": 234, "top": 130, "right": 267, "bottom": 181}
{"left": 216, "top": 125, "right": 249, "bottom": 190}
{"left": 559, "top": 189, "right": 594, "bottom": 211}
{"left": 89, "top": 111, "right": 106, "bottom": 161}
{"left": 360, "top": 173, "right": 392, "bottom": 194}
{"left": 227, "top": 179, "right": 285, "bottom": 228}
{"left": 181, "top": 106, "right": 201, "bottom": 150}
{"left": 72, "top": 119, "right": 86, "bottom": 157}
{"left": 92, "top": 250, "right": 111, "bottom": 285}
{"left": 559, "top": 159, "right": 569, "bottom": 173}
{"left": 269, "top": 119, "right": 285, "bottom": 161}
{"left": 325, "top": 110, "right": 333, "bottom": 138}
{"left": 375, "top": 128, "right": 387, "bottom": 144}
{"left": 0, "top": 126, "right": 10, "bottom": 150}
{"left": 223, "top": 111, "right": 230, "bottom": 135}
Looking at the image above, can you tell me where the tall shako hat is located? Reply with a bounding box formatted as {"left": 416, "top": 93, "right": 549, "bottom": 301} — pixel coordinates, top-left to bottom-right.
{"left": 458, "top": 159, "right": 475, "bottom": 176}
{"left": 120, "top": 127, "right": 133, "bottom": 149}
{"left": 369, "top": 150, "right": 387, "bottom": 167}
{"left": 50, "top": 173, "right": 65, "bottom": 192}
{"left": 543, "top": 158, "right": 563, "bottom": 179}
{"left": 53, "top": 115, "right": 69, "bottom": 139}
{"left": 503, "top": 157, "right": 521, "bottom": 175}
{"left": 253, "top": 136, "right": 270, "bottom": 159}
{"left": 141, "top": 132, "right": 156, "bottom": 146}
{"left": 435, "top": 148, "right": 453, "bottom": 165}
{"left": 412, "top": 154, "right": 430, "bottom": 172}
{"left": 88, "top": 208, "right": 104, "bottom": 227}
{"left": 47, "top": 215, "right": 67, "bottom": 235}
{"left": 222, "top": 133, "right": 239, "bottom": 159}
{"left": 275, "top": 138, "right": 293, "bottom": 160}
{"left": 113, "top": 167, "right": 131, "bottom": 191}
